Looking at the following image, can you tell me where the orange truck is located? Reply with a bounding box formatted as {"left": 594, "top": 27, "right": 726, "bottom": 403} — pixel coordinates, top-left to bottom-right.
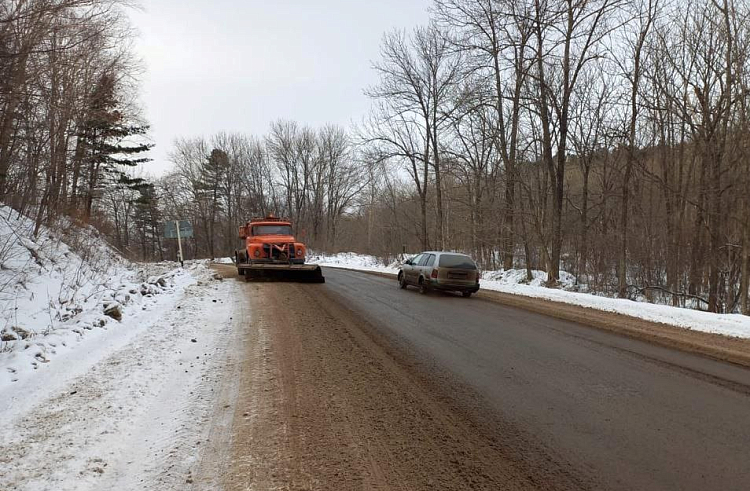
{"left": 235, "top": 215, "right": 324, "bottom": 282}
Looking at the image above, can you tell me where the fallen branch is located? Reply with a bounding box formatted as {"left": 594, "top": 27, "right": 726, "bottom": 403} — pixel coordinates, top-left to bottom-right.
{"left": 629, "top": 284, "right": 709, "bottom": 307}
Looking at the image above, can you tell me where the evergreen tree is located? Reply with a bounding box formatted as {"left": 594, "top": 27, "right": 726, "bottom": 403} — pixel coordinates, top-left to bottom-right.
{"left": 133, "top": 182, "right": 163, "bottom": 261}
{"left": 196, "top": 148, "right": 229, "bottom": 258}
{"left": 79, "top": 73, "right": 153, "bottom": 218}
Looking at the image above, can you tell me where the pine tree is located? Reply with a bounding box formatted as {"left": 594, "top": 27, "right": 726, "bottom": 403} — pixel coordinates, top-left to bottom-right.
{"left": 133, "top": 183, "right": 163, "bottom": 261}
{"left": 78, "top": 73, "right": 153, "bottom": 218}
{"left": 196, "top": 148, "right": 229, "bottom": 258}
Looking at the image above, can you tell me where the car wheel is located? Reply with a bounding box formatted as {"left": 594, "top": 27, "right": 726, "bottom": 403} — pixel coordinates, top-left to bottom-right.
{"left": 398, "top": 272, "right": 407, "bottom": 289}
{"left": 462, "top": 291, "right": 472, "bottom": 298}
{"left": 418, "top": 278, "right": 427, "bottom": 294}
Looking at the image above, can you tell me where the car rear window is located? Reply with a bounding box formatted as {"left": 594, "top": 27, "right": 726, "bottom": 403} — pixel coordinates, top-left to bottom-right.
{"left": 438, "top": 254, "right": 476, "bottom": 269}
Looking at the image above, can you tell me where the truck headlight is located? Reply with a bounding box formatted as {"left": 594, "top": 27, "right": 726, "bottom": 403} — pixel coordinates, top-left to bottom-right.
{"left": 297, "top": 249, "right": 303, "bottom": 256}
{"left": 254, "top": 250, "right": 260, "bottom": 257}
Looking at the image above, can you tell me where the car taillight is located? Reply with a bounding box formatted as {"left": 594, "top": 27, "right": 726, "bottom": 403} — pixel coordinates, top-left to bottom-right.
{"left": 431, "top": 268, "right": 439, "bottom": 279}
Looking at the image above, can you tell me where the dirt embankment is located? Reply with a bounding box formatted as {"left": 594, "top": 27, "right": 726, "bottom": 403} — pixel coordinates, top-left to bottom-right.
{"left": 212, "top": 265, "right": 594, "bottom": 491}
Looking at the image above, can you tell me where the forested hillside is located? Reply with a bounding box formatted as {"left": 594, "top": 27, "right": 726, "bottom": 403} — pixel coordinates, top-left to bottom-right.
{"left": 2, "top": 0, "right": 749, "bottom": 314}
{"left": 0, "top": 1, "right": 150, "bottom": 240}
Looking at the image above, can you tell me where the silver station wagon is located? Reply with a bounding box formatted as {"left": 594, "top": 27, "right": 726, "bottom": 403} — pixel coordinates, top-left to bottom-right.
{"left": 398, "top": 251, "right": 480, "bottom": 297}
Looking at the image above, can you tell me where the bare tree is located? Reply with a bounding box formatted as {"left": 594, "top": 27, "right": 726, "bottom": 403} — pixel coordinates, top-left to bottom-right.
{"left": 532, "top": 0, "right": 623, "bottom": 283}
{"left": 615, "top": 0, "right": 659, "bottom": 297}
{"left": 435, "top": 0, "right": 534, "bottom": 268}
{"left": 360, "top": 105, "right": 432, "bottom": 249}
{"left": 367, "top": 25, "right": 461, "bottom": 250}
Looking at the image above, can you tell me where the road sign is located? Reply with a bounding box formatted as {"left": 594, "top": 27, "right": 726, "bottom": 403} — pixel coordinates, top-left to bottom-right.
{"left": 164, "top": 220, "right": 193, "bottom": 239}
{"left": 164, "top": 220, "right": 192, "bottom": 267}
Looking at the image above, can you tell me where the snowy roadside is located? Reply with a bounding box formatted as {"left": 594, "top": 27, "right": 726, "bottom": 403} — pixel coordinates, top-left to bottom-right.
{"left": 0, "top": 263, "right": 200, "bottom": 394}
{"left": 0, "top": 264, "right": 240, "bottom": 491}
{"left": 308, "top": 252, "right": 750, "bottom": 340}
{"left": 0, "top": 205, "right": 245, "bottom": 490}
{"left": 0, "top": 205, "right": 186, "bottom": 388}
{"left": 307, "top": 252, "right": 401, "bottom": 275}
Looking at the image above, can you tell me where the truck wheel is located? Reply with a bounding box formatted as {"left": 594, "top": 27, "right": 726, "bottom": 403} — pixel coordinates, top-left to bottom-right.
{"left": 462, "top": 291, "right": 472, "bottom": 298}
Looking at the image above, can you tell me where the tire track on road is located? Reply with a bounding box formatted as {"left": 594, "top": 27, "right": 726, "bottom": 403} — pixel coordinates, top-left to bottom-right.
{"left": 220, "top": 272, "right": 594, "bottom": 491}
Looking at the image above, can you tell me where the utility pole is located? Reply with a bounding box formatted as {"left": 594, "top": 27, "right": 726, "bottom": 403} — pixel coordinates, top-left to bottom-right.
{"left": 175, "top": 220, "right": 184, "bottom": 268}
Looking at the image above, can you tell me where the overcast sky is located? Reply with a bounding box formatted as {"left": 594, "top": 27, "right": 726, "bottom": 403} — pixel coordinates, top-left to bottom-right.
{"left": 130, "top": 0, "right": 431, "bottom": 176}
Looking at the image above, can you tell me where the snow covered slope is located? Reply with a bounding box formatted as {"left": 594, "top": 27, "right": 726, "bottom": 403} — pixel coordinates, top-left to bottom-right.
{"left": 0, "top": 205, "right": 240, "bottom": 490}
{"left": 0, "top": 205, "right": 207, "bottom": 389}
{"left": 310, "top": 252, "right": 750, "bottom": 339}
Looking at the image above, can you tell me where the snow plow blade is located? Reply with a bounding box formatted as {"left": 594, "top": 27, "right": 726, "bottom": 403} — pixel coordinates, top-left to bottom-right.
{"left": 241, "top": 264, "right": 325, "bottom": 283}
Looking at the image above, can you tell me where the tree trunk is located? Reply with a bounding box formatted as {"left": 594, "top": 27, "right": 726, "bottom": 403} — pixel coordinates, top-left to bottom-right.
{"left": 550, "top": 152, "right": 565, "bottom": 284}
{"left": 618, "top": 156, "right": 633, "bottom": 298}
{"left": 502, "top": 38, "right": 527, "bottom": 270}
{"left": 0, "top": 53, "right": 30, "bottom": 197}
{"left": 707, "top": 144, "right": 723, "bottom": 313}
{"left": 579, "top": 164, "right": 590, "bottom": 282}
{"left": 689, "top": 155, "right": 706, "bottom": 296}
{"left": 432, "top": 124, "right": 444, "bottom": 250}
{"left": 503, "top": 178, "right": 515, "bottom": 270}
{"left": 535, "top": 19, "right": 556, "bottom": 283}
{"left": 420, "top": 197, "right": 428, "bottom": 250}
{"left": 741, "top": 220, "right": 749, "bottom": 315}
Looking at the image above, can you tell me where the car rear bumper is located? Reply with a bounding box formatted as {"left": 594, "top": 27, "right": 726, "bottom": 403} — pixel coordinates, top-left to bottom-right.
{"left": 429, "top": 280, "right": 480, "bottom": 293}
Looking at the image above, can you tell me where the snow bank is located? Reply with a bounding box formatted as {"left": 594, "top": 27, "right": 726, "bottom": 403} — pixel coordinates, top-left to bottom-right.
{"left": 481, "top": 268, "right": 577, "bottom": 289}
{"left": 311, "top": 252, "right": 750, "bottom": 339}
{"left": 480, "top": 279, "right": 750, "bottom": 339}
{"left": 308, "top": 252, "right": 400, "bottom": 274}
{"left": 0, "top": 205, "right": 213, "bottom": 389}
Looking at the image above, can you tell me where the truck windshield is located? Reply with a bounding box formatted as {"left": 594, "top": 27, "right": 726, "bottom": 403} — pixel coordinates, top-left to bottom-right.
{"left": 438, "top": 254, "right": 477, "bottom": 269}
{"left": 252, "top": 225, "right": 293, "bottom": 236}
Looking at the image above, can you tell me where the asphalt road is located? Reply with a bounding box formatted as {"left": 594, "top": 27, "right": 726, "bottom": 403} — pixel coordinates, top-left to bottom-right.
{"left": 320, "top": 267, "right": 750, "bottom": 491}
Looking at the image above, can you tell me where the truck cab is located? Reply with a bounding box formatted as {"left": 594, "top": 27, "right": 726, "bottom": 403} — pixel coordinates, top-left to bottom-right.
{"left": 238, "top": 216, "right": 307, "bottom": 264}
{"left": 235, "top": 216, "right": 324, "bottom": 283}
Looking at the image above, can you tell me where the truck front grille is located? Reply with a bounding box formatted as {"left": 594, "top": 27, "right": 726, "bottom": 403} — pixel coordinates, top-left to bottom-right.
{"left": 262, "top": 243, "right": 295, "bottom": 260}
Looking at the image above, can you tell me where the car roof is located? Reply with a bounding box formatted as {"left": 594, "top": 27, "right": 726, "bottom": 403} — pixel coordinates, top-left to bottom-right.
{"left": 416, "top": 251, "right": 471, "bottom": 257}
